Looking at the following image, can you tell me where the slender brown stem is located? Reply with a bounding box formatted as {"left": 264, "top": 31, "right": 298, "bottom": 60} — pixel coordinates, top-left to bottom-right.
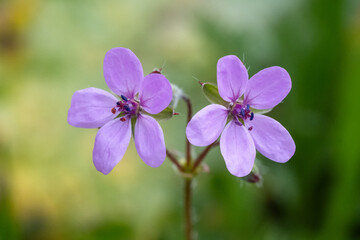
{"left": 166, "top": 148, "right": 184, "bottom": 172}
{"left": 182, "top": 96, "right": 192, "bottom": 167}
{"left": 184, "top": 178, "right": 192, "bottom": 240}
{"left": 192, "top": 141, "right": 219, "bottom": 171}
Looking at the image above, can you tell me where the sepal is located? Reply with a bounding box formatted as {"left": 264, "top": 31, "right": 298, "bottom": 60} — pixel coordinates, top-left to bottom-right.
{"left": 201, "top": 82, "right": 228, "bottom": 106}
{"left": 144, "top": 107, "right": 176, "bottom": 120}
{"left": 250, "top": 108, "right": 272, "bottom": 115}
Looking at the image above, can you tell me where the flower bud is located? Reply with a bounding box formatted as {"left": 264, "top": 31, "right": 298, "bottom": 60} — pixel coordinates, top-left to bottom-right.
{"left": 242, "top": 162, "right": 262, "bottom": 184}
{"left": 243, "top": 171, "right": 261, "bottom": 183}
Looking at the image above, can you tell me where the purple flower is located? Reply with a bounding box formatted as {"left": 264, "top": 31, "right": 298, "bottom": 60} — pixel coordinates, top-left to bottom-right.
{"left": 186, "top": 55, "right": 295, "bottom": 177}
{"left": 68, "top": 48, "right": 173, "bottom": 174}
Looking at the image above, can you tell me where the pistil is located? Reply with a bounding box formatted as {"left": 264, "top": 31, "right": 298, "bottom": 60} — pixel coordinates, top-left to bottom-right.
{"left": 230, "top": 102, "right": 255, "bottom": 127}
{"left": 110, "top": 95, "right": 140, "bottom": 121}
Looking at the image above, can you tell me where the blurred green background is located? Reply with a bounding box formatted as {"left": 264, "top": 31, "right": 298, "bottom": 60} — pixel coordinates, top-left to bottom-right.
{"left": 1, "top": 0, "right": 360, "bottom": 239}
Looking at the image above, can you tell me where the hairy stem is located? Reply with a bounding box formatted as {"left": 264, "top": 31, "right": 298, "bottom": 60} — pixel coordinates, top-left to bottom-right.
{"left": 184, "top": 178, "right": 192, "bottom": 240}
{"left": 182, "top": 96, "right": 192, "bottom": 168}
{"left": 192, "top": 141, "right": 219, "bottom": 171}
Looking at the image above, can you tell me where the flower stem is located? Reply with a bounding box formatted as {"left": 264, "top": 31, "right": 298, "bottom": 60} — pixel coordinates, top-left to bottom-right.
{"left": 184, "top": 178, "right": 192, "bottom": 240}
{"left": 166, "top": 148, "right": 184, "bottom": 172}
{"left": 182, "top": 96, "right": 192, "bottom": 168}
{"left": 192, "top": 141, "right": 219, "bottom": 171}
{"left": 175, "top": 95, "right": 218, "bottom": 240}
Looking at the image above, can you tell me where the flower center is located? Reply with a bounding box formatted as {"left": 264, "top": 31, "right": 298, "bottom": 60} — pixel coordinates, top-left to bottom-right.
{"left": 229, "top": 103, "right": 254, "bottom": 127}
{"left": 111, "top": 95, "right": 140, "bottom": 121}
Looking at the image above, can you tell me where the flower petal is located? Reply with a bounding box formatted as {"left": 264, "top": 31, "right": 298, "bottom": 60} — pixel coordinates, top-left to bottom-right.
{"left": 139, "top": 74, "right": 173, "bottom": 114}
{"left": 246, "top": 115, "right": 295, "bottom": 163}
{"left": 217, "top": 55, "right": 248, "bottom": 102}
{"left": 186, "top": 104, "right": 228, "bottom": 147}
{"left": 244, "top": 66, "right": 291, "bottom": 109}
{"left": 93, "top": 118, "right": 132, "bottom": 175}
{"left": 103, "top": 47, "right": 144, "bottom": 98}
{"left": 134, "top": 114, "right": 166, "bottom": 168}
{"left": 68, "top": 88, "right": 117, "bottom": 128}
{"left": 220, "top": 120, "right": 256, "bottom": 177}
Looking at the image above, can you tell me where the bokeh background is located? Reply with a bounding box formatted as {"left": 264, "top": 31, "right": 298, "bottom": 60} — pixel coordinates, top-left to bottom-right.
{"left": 1, "top": 0, "right": 360, "bottom": 239}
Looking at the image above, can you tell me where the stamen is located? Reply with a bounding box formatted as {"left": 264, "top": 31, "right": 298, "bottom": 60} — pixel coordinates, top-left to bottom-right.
{"left": 240, "top": 108, "right": 245, "bottom": 117}
{"left": 250, "top": 112, "right": 254, "bottom": 121}
{"left": 248, "top": 126, "right": 253, "bottom": 131}
{"left": 120, "top": 117, "right": 126, "bottom": 122}
{"left": 124, "top": 105, "right": 131, "bottom": 112}
{"left": 111, "top": 107, "right": 116, "bottom": 114}
{"left": 231, "top": 103, "right": 254, "bottom": 123}
{"left": 121, "top": 95, "right": 128, "bottom": 101}
{"left": 234, "top": 121, "right": 242, "bottom": 126}
{"left": 234, "top": 117, "right": 243, "bottom": 126}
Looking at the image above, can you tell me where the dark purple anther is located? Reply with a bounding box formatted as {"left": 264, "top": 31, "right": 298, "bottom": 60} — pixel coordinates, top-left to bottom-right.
{"left": 246, "top": 104, "right": 250, "bottom": 110}
{"left": 240, "top": 108, "right": 245, "bottom": 117}
{"left": 234, "top": 120, "right": 242, "bottom": 126}
{"left": 121, "top": 95, "right": 128, "bottom": 101}
{"left": 116, "top": 101, "right": 121, "bottom": 106}
{"left": 250, "top": 112, "right": 254, "bottom": 121}
{"left": 124, "top": 105, "right": 131, "bottom": 112}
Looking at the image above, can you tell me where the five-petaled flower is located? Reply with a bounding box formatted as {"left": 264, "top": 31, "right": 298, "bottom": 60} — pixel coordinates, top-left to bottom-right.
{"left": 68, "top": 48, "right": 172, "bottom": 174}
{"left": 186, "top": 55, "right": 295, "bottom": 177}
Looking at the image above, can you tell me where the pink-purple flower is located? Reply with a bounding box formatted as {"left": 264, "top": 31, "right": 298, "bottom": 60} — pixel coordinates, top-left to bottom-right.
{"left": 68, "top": 48, "right": 172, "bottom": 174}
{"left": 186, "top": 55, "right": 295, "bottom": 177}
